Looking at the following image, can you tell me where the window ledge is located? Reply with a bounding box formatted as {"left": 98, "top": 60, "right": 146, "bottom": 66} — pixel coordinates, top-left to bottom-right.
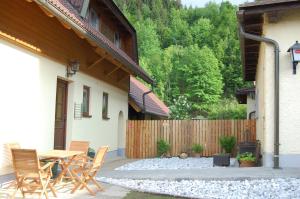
{"left": 82, "top": 114, "right": 92, "bottom": 118}
{"left": 102, "top": 116, "right": 110, "bottom": 120}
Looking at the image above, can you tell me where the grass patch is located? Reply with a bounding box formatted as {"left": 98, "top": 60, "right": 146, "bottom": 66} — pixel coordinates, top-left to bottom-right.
{"left": 124, "top": 191, "right": 186, "bottom": 199}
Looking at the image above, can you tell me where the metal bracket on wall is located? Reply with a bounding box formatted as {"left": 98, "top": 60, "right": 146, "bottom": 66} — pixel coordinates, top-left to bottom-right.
{"left": 74, "top": 103, "right": 83, "bottom": 120}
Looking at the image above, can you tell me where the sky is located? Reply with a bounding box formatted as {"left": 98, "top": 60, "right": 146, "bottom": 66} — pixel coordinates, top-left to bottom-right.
{"left": 181, "top": 0, "right": 252, "bottom": 7}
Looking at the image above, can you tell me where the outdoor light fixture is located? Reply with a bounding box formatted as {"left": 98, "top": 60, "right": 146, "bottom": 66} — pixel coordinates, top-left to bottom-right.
{"left": 288, "top": 41, "right": 300, "bottom": 74}
{"left": 67, "top": 60, "right": 80, "bottom": 77}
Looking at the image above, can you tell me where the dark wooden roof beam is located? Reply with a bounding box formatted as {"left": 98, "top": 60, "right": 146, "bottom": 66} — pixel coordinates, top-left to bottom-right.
{"left": 245, "top": 23, "right": 263, "bottom": 29}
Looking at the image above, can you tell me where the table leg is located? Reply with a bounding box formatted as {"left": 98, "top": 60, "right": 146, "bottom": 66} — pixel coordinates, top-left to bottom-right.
{"left": 53, "top": 156, "right": 76, "bottom": 185}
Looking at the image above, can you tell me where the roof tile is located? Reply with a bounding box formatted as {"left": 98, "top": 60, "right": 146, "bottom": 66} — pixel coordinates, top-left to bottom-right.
{"left": 130, "top": 77, "right": 170, "bottom": 117}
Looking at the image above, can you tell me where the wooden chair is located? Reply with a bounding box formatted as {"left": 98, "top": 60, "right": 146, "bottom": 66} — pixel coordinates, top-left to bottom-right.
{"left": 69, "top": 141, "right": 90, "bottom": 153}
{"left": 68, "top": 141, "right": 90, "bottom": 165}
{"left": 11, "top": 149, "right": 57, "bottom": 199}
{"left": 4, "top": 143, "right": 21, "bottom": 188}
{"left": 70, "top": 146, "right": 108, "bottom": 196}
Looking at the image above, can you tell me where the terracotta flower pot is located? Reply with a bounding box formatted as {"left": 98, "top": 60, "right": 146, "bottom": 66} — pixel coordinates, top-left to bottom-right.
{"left": 239, "top": 160, "right": 256, "bottom": 167}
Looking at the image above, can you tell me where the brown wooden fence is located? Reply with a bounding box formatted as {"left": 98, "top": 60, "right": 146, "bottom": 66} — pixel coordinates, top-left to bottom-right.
{"left": 126, "top": 120, "right": 256, "bottom": 158}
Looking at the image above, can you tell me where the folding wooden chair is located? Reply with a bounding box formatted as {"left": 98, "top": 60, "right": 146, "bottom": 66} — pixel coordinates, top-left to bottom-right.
{"left": 11, "top": 149, "right": 57, "bottom": 199}
{"left": 4, "top": 143, "right": 21, "bottom": 188}
{"left": 70, "top": 146, "right": 108, "bottom": 196}
{"left": 65, "top": 141, "right": 90, "bottom": 166}
{"left": 69, "top": 141, "right": 90, "bottom": 153}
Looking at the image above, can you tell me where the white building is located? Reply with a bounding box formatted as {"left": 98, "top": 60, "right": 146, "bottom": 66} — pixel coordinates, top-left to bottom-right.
{"left": 0, "top": 0, "right": 153, "bottom": 174}
{"left": 238, "top": 0, "right": 300, "bottom": 167}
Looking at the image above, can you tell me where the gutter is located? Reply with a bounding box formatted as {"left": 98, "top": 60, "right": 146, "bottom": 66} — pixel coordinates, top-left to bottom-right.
{"left": 238, "top": 11, "right": 280, "bottom": 169}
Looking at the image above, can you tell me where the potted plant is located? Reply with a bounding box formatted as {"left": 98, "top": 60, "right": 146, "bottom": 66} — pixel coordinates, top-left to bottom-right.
{"left": 192, "top": 144, "right": 204, "bottom": 157}
{"left": 157, "top": 139, "right": 171, "bottom": 158}
{"left": 213, "top": 136, "right": 236, "bottom": 167}
{"left": 237, "top": 152, "right": 256, "bottom": 167}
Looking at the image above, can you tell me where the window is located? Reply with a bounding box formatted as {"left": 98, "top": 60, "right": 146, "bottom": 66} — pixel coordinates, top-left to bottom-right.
{"left": 114, "top": 32, "right": 121, "bottom": 48}
{"left": 82, "top": 86, "right": 91, "bottom": 117}
{"left": 88, "top": 8, "right": 99, "bottom": 31}
{"left": 67, "top": 0, "right": 84, "bottom": 13}
{"left": 102, "top": 23, "right": 114, "bottom": 42}
{"left": 102, "top": 92, "right": 109, "bottom": 119}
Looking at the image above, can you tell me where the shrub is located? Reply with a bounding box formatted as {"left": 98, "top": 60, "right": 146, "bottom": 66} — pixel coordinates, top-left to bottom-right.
{"left": 208, "top": 99, "right": 247, "bottom": 119}
{"left": 192, "top": 144, "right": 204, "bottom": 153}
{"left": 157, "top": 139, "right": 170, "bottom": 156}
{"left": 219, "top": 136, "right": 236, "bottom": 154}
{"left": 237, "top": 152, "right": 256, "bottom": 162}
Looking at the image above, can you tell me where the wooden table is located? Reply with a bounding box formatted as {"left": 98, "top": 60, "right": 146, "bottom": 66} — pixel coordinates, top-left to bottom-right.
{"left": 39, "top": 150, "right": 84, "bottom": 185}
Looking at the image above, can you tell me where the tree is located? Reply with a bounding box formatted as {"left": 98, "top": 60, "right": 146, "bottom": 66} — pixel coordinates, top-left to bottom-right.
{"left": 170, "top": 45, "right": 223, "bottom": 117}
{"left": 113, "top": 0, "right": 249, "bottom": 119}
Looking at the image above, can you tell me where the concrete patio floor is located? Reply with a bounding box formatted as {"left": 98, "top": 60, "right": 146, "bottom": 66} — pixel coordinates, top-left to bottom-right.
{"left": 0, "top": 158, "right": 133, "bottom": 199}
{"left": 98, "top": 158, "right": 300, "bottom": 181}
{"left": 2, "top": 157, "right": 300, "bottom": 199}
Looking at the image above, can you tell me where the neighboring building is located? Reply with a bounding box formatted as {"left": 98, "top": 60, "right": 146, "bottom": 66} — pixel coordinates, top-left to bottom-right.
{"left": 129, "top": 77, "right": 170, "bottom": 120}
{"left": 0, "top": 0, "right": 153, "bottom": 174}
{"left": 238, "top": 0, "right": 300, "bottom": 167}
{"left": 236, "top": 88, "right": 256, "bottom": 119}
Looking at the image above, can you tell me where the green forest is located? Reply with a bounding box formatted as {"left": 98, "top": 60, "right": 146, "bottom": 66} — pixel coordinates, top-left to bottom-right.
{"left": 113, "top": 0, "right": 252, "bottom": 119}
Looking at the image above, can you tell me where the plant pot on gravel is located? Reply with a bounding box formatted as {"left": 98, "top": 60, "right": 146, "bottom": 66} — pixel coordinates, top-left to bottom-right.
{"left": 213, "top": 136, "right": 237, "bottom": 167}
{"left": 213, "top": 153, "right": 230, "bottom": 166}
{"left": 192, "top": 144, "right": 204, "bottom": 158}
{"left": 219, "top": 136, "right": 237, "bottom": 157}
{"left": 237, "top": 152, "right": 256, "bottom": 167}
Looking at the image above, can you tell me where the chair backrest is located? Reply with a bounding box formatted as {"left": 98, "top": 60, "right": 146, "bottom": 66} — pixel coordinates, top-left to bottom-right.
{"left": 11, "top": 149, "right": 40, "bottom": 175}
{"left": 92, "top": 146, "right": 108, "bottom": 170}
{"left": 69, "top": 141, "right": 90, "bottom": 154}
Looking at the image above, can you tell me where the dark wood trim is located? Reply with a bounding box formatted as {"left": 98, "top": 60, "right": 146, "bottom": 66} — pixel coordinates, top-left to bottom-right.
{"left": 54, "top": 78, "right": 68, "bottom": 150}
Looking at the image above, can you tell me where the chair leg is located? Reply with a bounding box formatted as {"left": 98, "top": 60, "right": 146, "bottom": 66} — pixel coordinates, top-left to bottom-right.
{"left": 91, "top": 178, "right": 104, "bottom": 191}
{"left": 71, "top": 182, "right": 82, "bottom": 194}
{"left": 48, "top": 183, "right": 57, "bottom": 197}
{"left": 71, "top": 173, "right": 95, "bottom": 196}
{"left": 81, "top": 182, "right": 95, "bottom": 196}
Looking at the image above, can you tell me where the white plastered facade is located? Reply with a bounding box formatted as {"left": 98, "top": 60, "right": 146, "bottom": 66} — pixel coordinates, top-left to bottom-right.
{"left": 255, "top": 9, "right": 300, "bottom": 167}
{"left": 0, "top": 38, "right": 128, "bottom": 174}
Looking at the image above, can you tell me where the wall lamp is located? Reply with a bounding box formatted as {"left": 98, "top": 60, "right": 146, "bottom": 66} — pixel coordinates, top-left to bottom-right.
{"left": 67, "top": 60, "right": 80, "bottom": 77}
{"left": 288, "top": 41, "right": 300, "bottom": 74}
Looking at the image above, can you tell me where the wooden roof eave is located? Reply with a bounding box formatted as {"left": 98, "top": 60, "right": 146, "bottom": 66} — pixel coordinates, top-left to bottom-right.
{"left": 237, "top": 10, "right": 263, "bottom": 81}
{"left": 33, "top": 0, "right": 153, "bottom": 85}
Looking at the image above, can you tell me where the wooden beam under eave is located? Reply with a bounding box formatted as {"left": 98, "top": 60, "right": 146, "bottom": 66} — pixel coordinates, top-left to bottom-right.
{"left": 38, "top": 5, "right": 54, "bottom": 18}
{"left": 129, "top": 99, "right": 142, "bottom": 112}
{"left": 117, "top": 74, "right": 129, "bottom": 83}
{"left": 58, "top": 19, "right": 72, "bottom": 30}
{"left": 73, "top": 30, "right": 85, "bottom": 39}
{"left": 87, "top": 55, "right": 107, "bottom": 69}
{"left": 105, "top": 65, "right": 121, "bottom": 76}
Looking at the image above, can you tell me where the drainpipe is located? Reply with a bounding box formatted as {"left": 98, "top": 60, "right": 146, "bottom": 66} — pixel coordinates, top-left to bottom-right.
{"left": 142, "top": 84, "right": 154, "bottom": 113}
{"left": 239, "top": 18, "right": 280, "bottom": 169}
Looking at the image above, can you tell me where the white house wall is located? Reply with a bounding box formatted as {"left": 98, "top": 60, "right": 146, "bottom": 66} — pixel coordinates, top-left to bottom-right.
{"left": 0, "top": 38, "right": 128, "bottom": 174}
{"left": 258, "top": 10, "right": 300, "bottom": 167}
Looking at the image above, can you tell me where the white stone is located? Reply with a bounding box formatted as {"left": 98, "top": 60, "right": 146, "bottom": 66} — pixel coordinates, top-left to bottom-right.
{"left": 97, "top": 177, "right": 300, "bottom": 199}
{"left": 115, "top": 157, "right": 236, "bottom": 170}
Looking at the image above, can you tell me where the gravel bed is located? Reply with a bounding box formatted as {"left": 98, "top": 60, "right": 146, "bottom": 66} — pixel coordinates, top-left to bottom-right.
{"left": 115, "top": 157, "right": 236, "bottom": 170}
{"left": 97, "top": 177, "right": 300, "bottom": 199}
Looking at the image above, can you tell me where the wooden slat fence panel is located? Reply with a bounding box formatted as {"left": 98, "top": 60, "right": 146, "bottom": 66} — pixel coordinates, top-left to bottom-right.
{"left": 126, "top": 120, "right": 256, "bottom": 158}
